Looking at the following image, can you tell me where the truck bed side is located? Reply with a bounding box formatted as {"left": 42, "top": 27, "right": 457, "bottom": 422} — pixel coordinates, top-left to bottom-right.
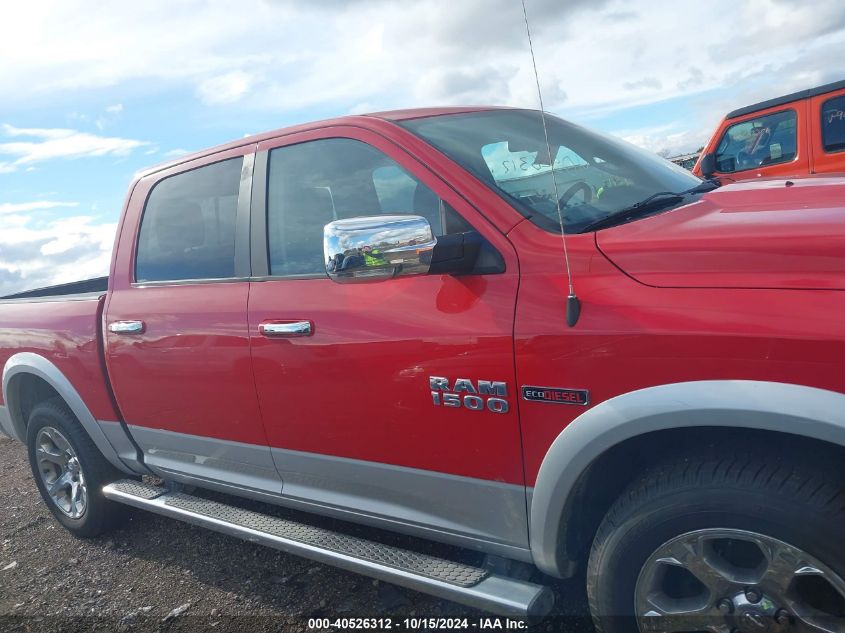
{"left": 0, "top": 293, "right": 141, "bottom": 473}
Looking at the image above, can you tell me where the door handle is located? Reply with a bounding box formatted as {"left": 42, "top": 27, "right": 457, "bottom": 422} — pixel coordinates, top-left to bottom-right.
{"left": 108, "top": 320, "right": 145, "bottom": 334}
{"left": 259, "top": 320, "right": 313, "bottom": 337}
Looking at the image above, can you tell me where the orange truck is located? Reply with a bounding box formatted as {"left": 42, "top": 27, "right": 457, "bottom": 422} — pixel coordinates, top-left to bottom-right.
{"left": 694, "top": 78, "right": 845, "bottom": 181}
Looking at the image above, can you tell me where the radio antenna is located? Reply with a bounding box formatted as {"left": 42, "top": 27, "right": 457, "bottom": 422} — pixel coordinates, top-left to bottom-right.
{"left": 520, "top": 0, "right": 581, "bottom": 327}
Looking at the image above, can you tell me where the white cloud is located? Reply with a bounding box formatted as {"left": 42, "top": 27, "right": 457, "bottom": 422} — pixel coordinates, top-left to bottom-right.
{"left": 39, "top": 216, "right": 114, "bottom": 256}
{"left": 0, "top": 124, "right": 148, "bottom": 170}
{"left": 612, "top": 121, "right": 714, "bottom": 157}
{"left": 0, "top": 0, "right": 841, "bottom": 125}
{"left": 0, "top": 206, "right": 115, "bottom": 296}
{"left": 197, "top": 70, "right": 254, "bottom": 105}
{"left": 0, "top": 201, "right": 79, "bottom": 214}
{"left": 0, "top": 4, "right": 839, "bottom": 169}
{"left": 1, "top": 124, "right": 74, "bottom": 139}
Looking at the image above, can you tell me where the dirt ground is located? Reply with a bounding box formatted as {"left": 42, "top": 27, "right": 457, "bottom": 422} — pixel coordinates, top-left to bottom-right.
{"left": 0, "top": 435, "right": 592, "bottom": 632}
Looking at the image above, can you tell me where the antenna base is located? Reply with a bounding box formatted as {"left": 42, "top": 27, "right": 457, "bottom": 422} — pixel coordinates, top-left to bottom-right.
{"left": 566, "top": 294, "right": 581, "bottom": 328}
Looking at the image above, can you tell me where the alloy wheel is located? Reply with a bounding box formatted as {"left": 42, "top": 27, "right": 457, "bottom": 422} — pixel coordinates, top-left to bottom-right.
{"left": 34, "top": 426, "right": 88, "bottom": 519}
{"left": 636, "top": 528, "right": 845, "bottom": 633}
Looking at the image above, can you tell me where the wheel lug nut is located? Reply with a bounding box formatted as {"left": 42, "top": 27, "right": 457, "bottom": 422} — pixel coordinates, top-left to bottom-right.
{"left": 717, "top": 598, "right": 734, "bottom": 613}
{"left": 775, "top": 609, "right": 790, "bottom": 626}
{"left": 745, "top": 588, "right": 762, "bottom": 603}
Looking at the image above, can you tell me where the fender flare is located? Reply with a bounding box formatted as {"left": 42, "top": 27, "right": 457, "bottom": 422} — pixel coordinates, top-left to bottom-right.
{"left": 529, "top": 380, "right": 845, "bottom": 577}
{"left": 2, "top": 352, "right": 130, "bottom": 473}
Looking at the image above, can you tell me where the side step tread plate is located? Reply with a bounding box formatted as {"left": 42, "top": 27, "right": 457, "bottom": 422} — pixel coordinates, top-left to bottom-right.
{"left": 166, "top": 491, "right": 488, "bottom": 587}
{"left": 104, "top": 479, "right": 553, "bottom": 616}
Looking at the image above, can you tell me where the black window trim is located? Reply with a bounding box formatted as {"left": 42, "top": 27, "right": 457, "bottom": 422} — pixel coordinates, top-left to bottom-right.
{"left": 131, "top": 153, "right": 255, "bottom": 287}
{"left": 821, "top": 95, "right": 845, "bottom": 155}
{"left": 713, "top": 107, "right": 799, "bottom": 175}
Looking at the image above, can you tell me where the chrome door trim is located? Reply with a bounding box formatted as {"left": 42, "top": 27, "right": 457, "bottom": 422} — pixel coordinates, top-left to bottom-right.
{"left": 107, "top": 320, "right": 145, "bottom": 334}
{"left": 259, "top": 321, "right": 312, "bottom": 337}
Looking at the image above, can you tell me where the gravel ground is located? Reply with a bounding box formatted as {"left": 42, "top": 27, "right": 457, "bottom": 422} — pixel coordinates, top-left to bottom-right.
{"left": 0, "top": 435, "right": 592, "bottom": 633}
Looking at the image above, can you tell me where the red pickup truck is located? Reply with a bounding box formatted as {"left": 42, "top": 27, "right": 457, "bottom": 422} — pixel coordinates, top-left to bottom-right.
{"left": 2, "top": 107, "right": 844, "bottom": 631}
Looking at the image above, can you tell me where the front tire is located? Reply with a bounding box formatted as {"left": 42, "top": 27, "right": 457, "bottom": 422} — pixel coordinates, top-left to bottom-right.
{"left": 587, "top": 449, "right": 845, "bottom": 633}
{"left": 26, "top": 399, "right": 126, "bottom": 537}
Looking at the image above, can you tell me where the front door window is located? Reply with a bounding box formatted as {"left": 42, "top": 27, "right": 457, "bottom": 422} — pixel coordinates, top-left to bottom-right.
{"left": 266, "top": 138, "right": 470, "bottom": 277}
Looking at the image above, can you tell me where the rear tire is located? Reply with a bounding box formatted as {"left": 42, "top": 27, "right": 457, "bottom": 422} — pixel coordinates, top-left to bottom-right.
{"left": 587, "top": 448, "right": 845, "bottom": 633}
{"left": 26, "top": 399, "right": 127, "bottom": 537}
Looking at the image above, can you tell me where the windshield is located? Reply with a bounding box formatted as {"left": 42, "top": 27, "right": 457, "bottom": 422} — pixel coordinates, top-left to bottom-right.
{"left": 400, "top": 110, "right": 701, "bottom": 233}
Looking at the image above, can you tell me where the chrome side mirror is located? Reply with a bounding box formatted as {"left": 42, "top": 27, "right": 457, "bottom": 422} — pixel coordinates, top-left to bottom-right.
{"left": 324, "top": 215, "right": 437, "bottom": 283}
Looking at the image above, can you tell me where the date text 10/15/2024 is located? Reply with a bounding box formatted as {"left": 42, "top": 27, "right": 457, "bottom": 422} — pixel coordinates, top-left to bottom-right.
{"left": 307, "top": 617, "right": 529, "bottom": 630}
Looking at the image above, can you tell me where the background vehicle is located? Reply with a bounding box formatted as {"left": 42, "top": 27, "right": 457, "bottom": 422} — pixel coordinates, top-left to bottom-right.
{"left": 2, "top": 107, "right": 845, "bottom": 631}
{"left": 669, "top": 152, "right": 700, "bottom": 170}
{"left": 694, "top": 78, "right": 845, "bottom": 182}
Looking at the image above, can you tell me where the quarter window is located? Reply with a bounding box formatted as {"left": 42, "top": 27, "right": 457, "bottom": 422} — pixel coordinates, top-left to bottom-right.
{"left": 821, "top": 95, "right": 845, "bottom": 153}
{"left": 266, "top": 138, "right": 470, "bottom": 277}
{"left": 714, "top": 110, "right": 797, "bottom": 173}
{"left": 136, "top": 158, "right": 243, "bottom": 283}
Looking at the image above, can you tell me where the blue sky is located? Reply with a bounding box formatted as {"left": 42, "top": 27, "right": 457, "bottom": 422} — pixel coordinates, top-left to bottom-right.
{"left": 1, "top": 0, "right": 844, "bottom": 295}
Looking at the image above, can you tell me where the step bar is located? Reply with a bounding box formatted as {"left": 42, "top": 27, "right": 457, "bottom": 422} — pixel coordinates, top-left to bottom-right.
{"left": 103, "top": 480, "right": 554, "bottom": 617}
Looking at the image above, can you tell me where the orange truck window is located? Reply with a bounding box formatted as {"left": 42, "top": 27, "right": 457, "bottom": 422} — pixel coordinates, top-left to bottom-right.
{"left": 821, "top": 95, "right": 845, "bottom": 153}
{"left": 715, "top": 110, "right": 797, "bottom": 173}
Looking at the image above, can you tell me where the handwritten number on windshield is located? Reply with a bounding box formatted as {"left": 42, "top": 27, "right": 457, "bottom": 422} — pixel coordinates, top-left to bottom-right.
{"left": 501, "top": 158, "right": 546, "bottom": 173}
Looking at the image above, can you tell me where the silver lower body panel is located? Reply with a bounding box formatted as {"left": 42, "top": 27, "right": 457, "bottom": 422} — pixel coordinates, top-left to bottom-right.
{"left": 125, "top": 425, "right": 531, "bottom": 561}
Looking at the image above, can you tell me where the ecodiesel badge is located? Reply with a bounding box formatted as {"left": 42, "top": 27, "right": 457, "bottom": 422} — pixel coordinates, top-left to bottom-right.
{"left": 522, "top": 386, "right": 589, "bottom": 406}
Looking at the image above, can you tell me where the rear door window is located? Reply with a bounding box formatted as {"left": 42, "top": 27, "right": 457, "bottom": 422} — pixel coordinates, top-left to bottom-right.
{"left": 715, "top": 110, "right": 797, "bottom": 173}
{"left": 136, "top": 158, "right": 243, "bottom": 283}
{"left": 821, "top": 95, "right": 845, "bottom": 153}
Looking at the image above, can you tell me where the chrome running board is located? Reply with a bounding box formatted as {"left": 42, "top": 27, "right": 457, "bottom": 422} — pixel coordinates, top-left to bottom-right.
{"left": 103, "top": 480, "right": 553, "bottom": 616}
